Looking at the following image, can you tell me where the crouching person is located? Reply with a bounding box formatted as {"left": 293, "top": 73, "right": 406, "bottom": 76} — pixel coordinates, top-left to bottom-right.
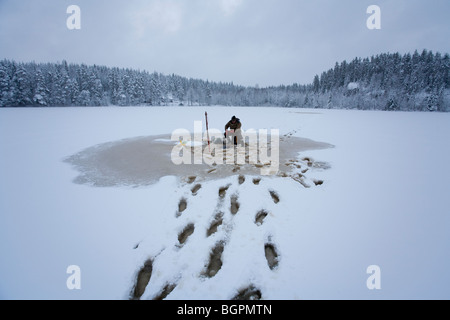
{"left": 224, "top": 116, "right": 243, "bottom": 146}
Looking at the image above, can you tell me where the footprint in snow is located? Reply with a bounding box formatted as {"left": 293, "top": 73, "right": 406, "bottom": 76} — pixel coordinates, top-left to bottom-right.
{"left": 255, "top": 210, "right": 269, "bottom": 226}
{"left": 252, "top": 178, "right": 261, "bottom": 185}
{"left": 218, "top": 185, "right": 230, "bottom": 199}
{"left": 230, "top": 194, "right": 240, "bottom": 215}
{"left": 186, "top": 176, "right": 197, "bottom": 184}
{"left": 178, "top": 223, "right": 195, "bottom": 246}
{"left": 153, "top": 283, "right": 177, "bottom": 300}
{"left": 264, "top": 243, "right": 279, "bottom": 270}
{"left": 131, "top": 259, "right": 153, "bottom": 300}
{"left": 232, "top": 285, "right": 262, "bottom": 300}
{"left": 206, "top": 212, "right": 224, "bottom": 237}
{"left": 191, "top": 184, "right": 202, "bottom": 196}
{"left": 176, "top": 198, "right": 187, "bottom": 218}
{"left": 269, "top": 190, "right": 280, "bottom": 204}
{"left": 202, "top": 241, "right": 225, "bottom": 278}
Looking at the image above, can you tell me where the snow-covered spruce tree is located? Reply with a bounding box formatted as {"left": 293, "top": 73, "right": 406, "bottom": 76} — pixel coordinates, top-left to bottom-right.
{"left": 66, "top": 78, "right": 79, "bottom": 106}
{"left": 129, "top": 73, "right": 145, "bottom": 106}
{"left": 11, "top": 64, "right": 32, "bottom": 106}
{"left": 77, "top": 90, "right": 91, "bottom": 106}
{"left": 0, "top": 61, "right": 12, "bottom": 107}
{"left": 149, "top": 73, "right": 162, "bottom": 106}
{"left": 60, "top": 68, "right": 71, "bottom": 106}
{"left": 174, "top": 76, "right": 186, "bottom": 105}
{"left": 204, "top": 81, "right": 212, "bottom": 106}
{"left": 90, "top": 78, "right": 104, "bottom": 106}
{"left": 108, "top": 68, "right": 121, "bottom": 106}
{"left": 385, "top": 97, "right": 399, "bottom": 111}
{"left": 313, "top": 75, "right": 320, "bottom": 93}
{"left": 33, "top": 69, "right": 49, "bottom": 106}
{"left": 49, "top": 68, "right": 67, "bottom": 106}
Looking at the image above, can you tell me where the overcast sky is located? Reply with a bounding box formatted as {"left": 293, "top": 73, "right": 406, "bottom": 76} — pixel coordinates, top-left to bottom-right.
{"left": 0, "top": 0, "right": 449, "bottom": 87}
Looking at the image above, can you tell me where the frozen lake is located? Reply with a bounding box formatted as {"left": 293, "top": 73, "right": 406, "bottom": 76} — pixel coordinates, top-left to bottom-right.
{"left": 0, "top": 106, "right": 449, "bottom": 300}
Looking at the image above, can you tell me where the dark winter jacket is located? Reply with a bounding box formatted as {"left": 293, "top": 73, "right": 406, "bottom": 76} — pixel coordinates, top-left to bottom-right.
{"left": 225, "top": 118, "right": 242, "bottom": 131}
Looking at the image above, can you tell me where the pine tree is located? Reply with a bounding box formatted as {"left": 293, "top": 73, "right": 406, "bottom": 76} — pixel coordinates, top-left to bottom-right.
{"left": 91, "top": 78, "right": 104, "bottom": 105}
{"left": 205, "top": 81, "right": 212, "bottom": 106}
{"left": 33, "top": 69, "right": 49, "bottom": 106}
{"left": 60, "top": 68, "right": 71, "bottom": 106}
{"left": 313, "top": 75, "right": 320, "bottom": 93}
{"left": 121, "top": 72, "right": 132, "bottom": 105}
{"left": 149, "top": 73, "right": 161, "bottom": 106}
{"left": 385, "top": 97, "right": 398, "bottom": 111}
{"left": 66, "top": 78, "right": 79, "bottom": 106}
{"left": 175, "top": 76, "right": 186, "bottom": 104}
{"left": 11, "top": 64, "right": 32, "bottom": 106}
{"left": 50, "top": 67, "right": 66, "bottom": 106}
{"left": 0, "top": 61, "right": 11, "bottom": 106}
{"left": 108, "top": 68, "right": 121, "bottom": 105}
{"left": 130, "top": 73, "right": 145, "bottom": 105}
{"left": 77, "top": 90, "right": 91, "bottom": 106}
{"left": 77, "top": 64, "right": 90, "bottom": 92}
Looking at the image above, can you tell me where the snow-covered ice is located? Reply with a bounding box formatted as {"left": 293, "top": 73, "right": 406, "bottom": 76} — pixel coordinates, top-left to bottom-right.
{"left": 0, "top": 106, "right": 449, "bottom": 300}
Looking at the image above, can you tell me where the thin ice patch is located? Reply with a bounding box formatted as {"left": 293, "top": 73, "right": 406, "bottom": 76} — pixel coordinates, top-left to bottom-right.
{"left": 64, "top": 134, "right": 332, "bottom": 187}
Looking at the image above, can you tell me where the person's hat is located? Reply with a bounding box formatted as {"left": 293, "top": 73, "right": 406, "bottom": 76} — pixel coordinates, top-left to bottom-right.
{"left": 231, "top": 116, "right": 236, "bottom": 120}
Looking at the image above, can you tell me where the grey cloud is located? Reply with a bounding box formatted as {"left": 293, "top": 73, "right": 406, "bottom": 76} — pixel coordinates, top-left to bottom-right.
{"left": 0, "top": 0, "right": 449, "bottom": 87}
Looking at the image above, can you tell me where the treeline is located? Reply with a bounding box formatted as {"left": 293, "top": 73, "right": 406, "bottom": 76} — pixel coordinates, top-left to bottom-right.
{"left": 0, "top": 60, "right": 243, "bottom": 107}
{"left": 0, "top": 49, "right": 449, "bottom": 111}
{"left": 311, "top": 49, "right": 449, "bottom": 112}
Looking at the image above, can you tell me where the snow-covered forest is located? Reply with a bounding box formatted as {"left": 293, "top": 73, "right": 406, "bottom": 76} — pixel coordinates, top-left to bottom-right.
{"left": 0, "top": 49, "right": 448, "bottom": 111}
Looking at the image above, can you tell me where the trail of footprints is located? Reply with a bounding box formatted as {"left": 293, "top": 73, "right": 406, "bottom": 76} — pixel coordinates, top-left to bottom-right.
{"left": 131, "top": 174, "right": 283, "bottom": 300}
{"left": 132, "top": 156, "right": 328, "bottom": 300}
